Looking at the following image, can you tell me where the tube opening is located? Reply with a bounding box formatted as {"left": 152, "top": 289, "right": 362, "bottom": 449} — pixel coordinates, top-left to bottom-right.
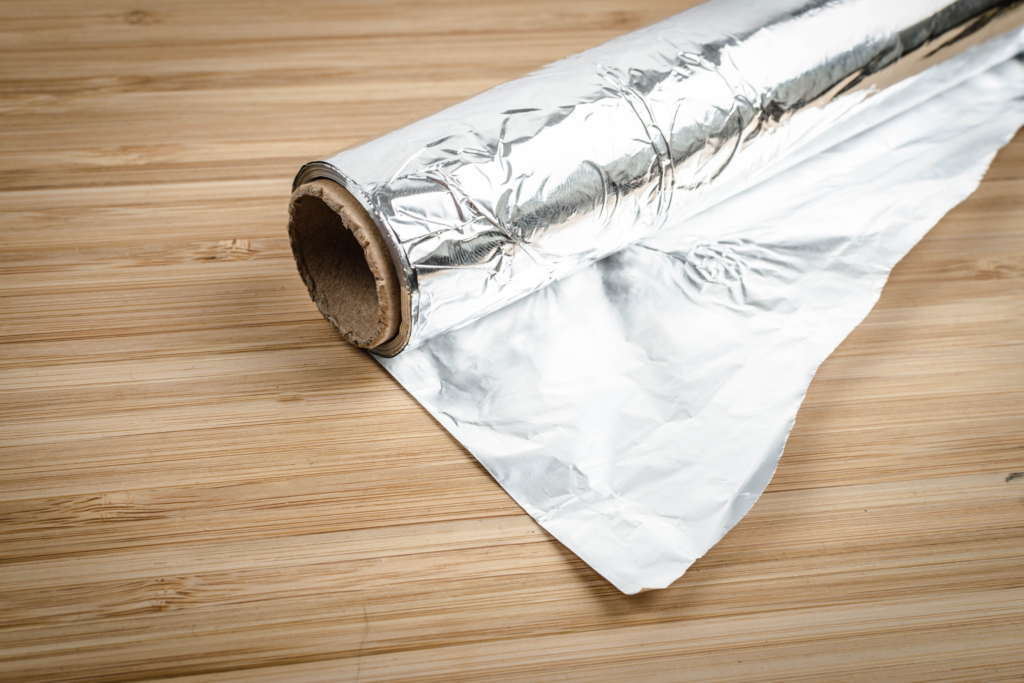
{"left": 288, "top": 180, "right": 401, "bottom": 348}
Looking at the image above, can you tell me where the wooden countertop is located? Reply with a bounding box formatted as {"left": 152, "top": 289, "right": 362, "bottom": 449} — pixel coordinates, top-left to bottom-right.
{"left": 2, "top": 1, "right": 1023, "bottom": 681}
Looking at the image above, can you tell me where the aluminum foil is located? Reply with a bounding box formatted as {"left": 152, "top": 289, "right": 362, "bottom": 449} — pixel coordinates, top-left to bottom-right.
{"left": 296, "top": 0, "right": 1024, "bottom": 355}
{"left": 292, "top": 1, "right": 1024, "bottom": 593}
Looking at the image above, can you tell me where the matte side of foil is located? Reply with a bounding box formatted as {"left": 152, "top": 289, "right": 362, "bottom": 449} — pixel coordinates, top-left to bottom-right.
{"left": 379, "top": 52, "right": 1024, "bottom": 593}
{"left": 295, "top": 0, "right": 1024, "bottom": 354}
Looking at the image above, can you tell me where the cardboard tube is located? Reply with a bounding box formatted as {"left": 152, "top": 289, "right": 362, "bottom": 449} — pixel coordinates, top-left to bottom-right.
{"left": 288, "top": 180, "right": 401, "bottom": 348}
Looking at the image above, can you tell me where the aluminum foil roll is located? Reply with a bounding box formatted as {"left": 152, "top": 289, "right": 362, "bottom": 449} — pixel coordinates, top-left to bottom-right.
{"left": 294, "top": 0, "right": 1024, "bottom": 355}
{"left": 290, "top": 0, "right": 1024, "bottom": 593}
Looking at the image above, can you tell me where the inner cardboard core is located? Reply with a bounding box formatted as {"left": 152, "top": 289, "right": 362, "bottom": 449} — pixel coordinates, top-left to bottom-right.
{"left": 288, "top": 180, "right": 401, "bottom": 348}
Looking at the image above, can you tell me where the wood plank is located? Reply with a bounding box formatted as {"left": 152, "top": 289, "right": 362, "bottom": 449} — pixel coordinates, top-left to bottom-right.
{"left": 1, "top": 0, "right": 1023, "bottom": 681}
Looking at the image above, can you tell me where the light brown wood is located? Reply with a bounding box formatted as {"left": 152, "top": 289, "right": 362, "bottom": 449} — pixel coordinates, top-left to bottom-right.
{"left": 1, "top": 1, "right": 1023, "bottom": 681}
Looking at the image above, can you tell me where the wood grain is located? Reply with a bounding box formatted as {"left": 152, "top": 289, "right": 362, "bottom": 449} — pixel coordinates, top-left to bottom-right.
{"left": 1, "top": 1, "right": 1023, "bottom": 681}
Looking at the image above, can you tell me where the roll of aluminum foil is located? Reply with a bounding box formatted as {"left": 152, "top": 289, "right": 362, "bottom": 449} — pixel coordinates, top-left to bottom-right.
{"left": 295, "top": 0, "right": 1024, "bottom": 355}
{"left": 292, "top": 0, "right": 1024, "bottom": 593}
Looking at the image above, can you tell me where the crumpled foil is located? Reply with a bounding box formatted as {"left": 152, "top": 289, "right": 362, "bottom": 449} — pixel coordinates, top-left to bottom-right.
{"left": 293, "top": 1, "right": 1024, "bottom": 593}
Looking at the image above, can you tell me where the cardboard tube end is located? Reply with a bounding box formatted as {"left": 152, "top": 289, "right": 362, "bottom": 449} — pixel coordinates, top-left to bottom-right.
{"left": 288, "top": 180, "right": 401, "bottom": 349}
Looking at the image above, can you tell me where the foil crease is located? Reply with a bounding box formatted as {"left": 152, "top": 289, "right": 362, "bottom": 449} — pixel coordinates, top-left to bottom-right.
{"left": 292, "top": 1, "right": 1024, "bottom": 593}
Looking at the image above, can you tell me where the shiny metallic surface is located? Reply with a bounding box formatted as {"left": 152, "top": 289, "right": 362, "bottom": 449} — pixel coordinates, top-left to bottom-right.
{"left": 295, "top": 0, "right": 1024, "bottom": 353}
{"left": 292, "top": 1, "right": 1024, "bottom": 593}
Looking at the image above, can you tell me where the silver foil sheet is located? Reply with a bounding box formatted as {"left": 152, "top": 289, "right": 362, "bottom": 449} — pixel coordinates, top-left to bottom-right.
{"left": 296, "top": 0, "right": 1024, "bottom": 355}
{"left": 293, "top": 0, "right": 1024, "bottom": 593}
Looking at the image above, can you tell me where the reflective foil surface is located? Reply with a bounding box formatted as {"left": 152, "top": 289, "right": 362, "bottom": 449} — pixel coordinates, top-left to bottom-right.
{"left": 296, "top": 0, "right": 1024, "bottom": 354}
{"left": 292, "top": 1, "right": 1024, "bottom": 593}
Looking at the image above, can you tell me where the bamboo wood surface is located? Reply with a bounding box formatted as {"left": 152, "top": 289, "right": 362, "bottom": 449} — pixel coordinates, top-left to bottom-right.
{"left": 2, "top": 1, "right": 1023, "bottom": 681}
